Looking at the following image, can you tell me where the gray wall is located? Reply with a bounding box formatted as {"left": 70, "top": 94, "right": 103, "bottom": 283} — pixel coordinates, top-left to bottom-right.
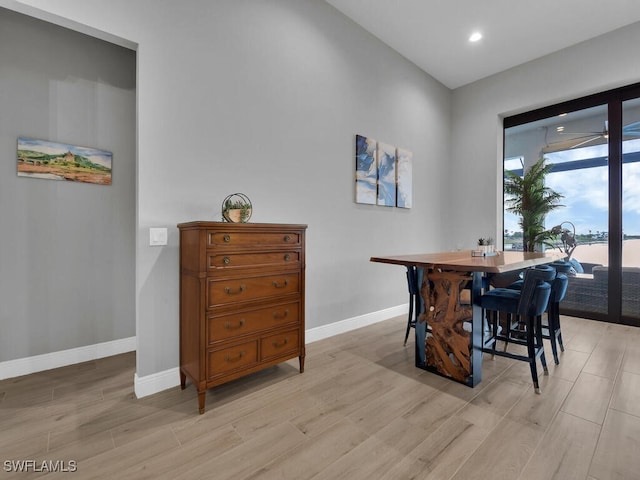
{"left": 8, "top": 0, "right": 639, "bottom": 382}
{"left": 448, "top": 22, "right": 640, "bottom": 249}
{"left": 0, "top": 7, "right": 136, "bottom": 361}
{"left": 1, "top": 0, "right": 451, "bottom": 377}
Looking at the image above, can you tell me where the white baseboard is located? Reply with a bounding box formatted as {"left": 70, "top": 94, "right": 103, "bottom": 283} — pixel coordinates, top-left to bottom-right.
{"left": 0, "top": 306, "right": 408, "bottom": 397}
{"left": 134, "top": 367, "right": 180, "bottom": 399}
{"left": 131, "top": 304, "right": 408, "bottom": 399}
{"left": 305, "top": 303, "right": 407, "bottom": 343}
{"left": 0, "top": 336, "right": 136, "bottom": 380}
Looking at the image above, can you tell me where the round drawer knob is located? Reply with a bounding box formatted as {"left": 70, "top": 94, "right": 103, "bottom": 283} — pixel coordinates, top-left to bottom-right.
{"left": 284, "top": 235, "right": 291, "bottom": 242}
{"left": 284, "top": 254, "right": 291, "bottom": 261}
{"left": 223, "top": 256, "right": 230, "bottom": 264}
{"left": 223, "top": 234, "right": 231, "bottom": 243}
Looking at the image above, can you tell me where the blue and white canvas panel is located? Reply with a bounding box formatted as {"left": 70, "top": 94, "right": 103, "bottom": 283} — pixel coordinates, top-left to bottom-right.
{"left": 377, "top": 141, "right": 396, "bottom": 206}
{"left": 396, "top": 147, "right": 413, "bottom": 208}
{"left": 355, "top": 134, "right": 377, "bottom": 204}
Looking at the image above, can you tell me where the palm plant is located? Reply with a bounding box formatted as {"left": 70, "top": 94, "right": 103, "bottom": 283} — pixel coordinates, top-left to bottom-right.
{"left": 504, "top": 157, "right": 564, "bottom": 252}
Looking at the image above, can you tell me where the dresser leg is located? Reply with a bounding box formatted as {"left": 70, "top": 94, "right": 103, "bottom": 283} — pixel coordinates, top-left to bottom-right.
{"left": 180, "top": 370, "right": 186, "bottom": 390}
{"left": 198, "top": 390, "right": 206, "bottom": 414}
{"left": 299, "top": 353, "right": 305, "bottom": 373}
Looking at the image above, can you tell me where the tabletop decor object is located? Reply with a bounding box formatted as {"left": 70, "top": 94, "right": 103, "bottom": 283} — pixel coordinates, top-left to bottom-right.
{"left": 472, "top": 237, "right": 496, "bottom": 256}
{"left": 221, "top": 193, "right": 252, "bottom": 223}
{"left": 550, "top": 221, "right": 577, "bottom": 259}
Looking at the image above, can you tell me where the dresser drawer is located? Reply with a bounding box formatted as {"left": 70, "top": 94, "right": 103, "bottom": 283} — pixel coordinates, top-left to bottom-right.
{"left": 208, "top": 231, "right": 301, "bottom": 248}
{"left": 207, "top": 250, "right": 300, "bottom": 273}
{"left": 207, "top": 272, "right": 299, "bottom": 308}
{"left": 261, "top": 329, "right": 299, "bottom": 361}
{"left": 207, "top": 340, "right": 259, "bottom": 378}
{"left": 207, "top": 301, "right": 300, "bottom": 344}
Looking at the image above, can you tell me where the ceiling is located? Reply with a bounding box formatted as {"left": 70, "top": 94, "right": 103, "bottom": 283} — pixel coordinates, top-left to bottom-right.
{"left": 325, "top": 0, "right": 640, "bottom": 89}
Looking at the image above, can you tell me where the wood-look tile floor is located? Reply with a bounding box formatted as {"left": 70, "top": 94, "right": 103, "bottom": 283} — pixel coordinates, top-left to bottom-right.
{"left": 1, "top": 315, "right": 639, "bottom": 479}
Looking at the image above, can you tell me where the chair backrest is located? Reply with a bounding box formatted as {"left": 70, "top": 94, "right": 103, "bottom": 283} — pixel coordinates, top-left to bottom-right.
{"left": 517, "top": 265, "right": 555, "bottom": 317}
{"left": 406, "top": 266, "right": 425, "bottom": 313}
{"left": 529, "top": 282, "right": 552, "bottom": 317}
{"left": 551, "top": 273, "right": 569, "bottom": 303}
{"left": 551, "top": 261, "right": 573, "bottom": 275}
{"left": 406, "top": 267, "right": 419, "bottom": 295}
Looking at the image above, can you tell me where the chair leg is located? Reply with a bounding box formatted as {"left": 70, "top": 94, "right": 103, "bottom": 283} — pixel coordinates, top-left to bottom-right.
{"left": 404, "top": 294, "right": 414, "bottom": 346}
{"left": 525, "top": 315, "right": 541, "bottom": 394}
{"left": 503, "top": 313, "right": 512, "bottom": 352}
{"left": 547, "top": 308, "right": 559, "bottom": 365}
{"left": 554, "top": 305, "right": 565, "bottom": 352}
{"left": 557, "top": 330, "right": 565, "bottom": 352}
{"left": 482, "top": 310, "right": 498, "bottom": 359}
{"left": 535, "top": 314, "right": 549, "bottom": 375}
{"left": 549, "top": 332, "right": 559, "bottom": 365}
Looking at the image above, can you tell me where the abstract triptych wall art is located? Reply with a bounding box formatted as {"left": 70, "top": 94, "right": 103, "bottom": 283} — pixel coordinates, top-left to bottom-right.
{"left": 355, "top": 134, "right": 412, "bottom": 208}
{"left": 396, "top": 148, "right": 413, "bottom": 208}
{"left": 376, "top": 142, "right": 396, "bottom": 206}
{"left": 355, "top": 134, "right": 377, "bottom": 205}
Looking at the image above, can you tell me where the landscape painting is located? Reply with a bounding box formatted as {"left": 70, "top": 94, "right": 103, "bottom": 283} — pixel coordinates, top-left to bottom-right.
{"left": 17, "top": 137, "right": 112, "bottom": 185}
{"left": 355, "top": 134, "right": 377, "bottom": 204}
{"left": 376, "top": 141, "right": 396, "bottom": 206}
{"left": 396, "top": 147, "right": 413, "bottom": 208}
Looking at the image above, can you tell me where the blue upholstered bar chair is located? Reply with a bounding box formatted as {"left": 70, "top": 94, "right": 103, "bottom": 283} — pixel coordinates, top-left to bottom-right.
{"left": 503, "top": 263, "right": 553, "bottom": 291}
{"left": 550, "top": 260, "right": 573, "bottom": 275}
{"left": 486, "top": 263, "right": 556, "bottom": 336}
{"left": 507, "top": 261, "right": 571, "bottom": 364}
{"left": 544, "top": 273, "right": 568, "bottom": 364}
{"left": 481, "top": 265, "right": 555, "bottom": 393}
{"left": 543, "top": 260, "right": 572, "bottom": 363}
{"left": 404, "top": 266, "right": 424, "bottom": 345}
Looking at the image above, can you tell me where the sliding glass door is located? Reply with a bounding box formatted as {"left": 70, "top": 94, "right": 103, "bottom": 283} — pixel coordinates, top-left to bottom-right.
{"left": 504, "top": 83, "right": 640, "bottom": 325}
{"left": 622, "top": 98, "right": 640, "bottom": 323}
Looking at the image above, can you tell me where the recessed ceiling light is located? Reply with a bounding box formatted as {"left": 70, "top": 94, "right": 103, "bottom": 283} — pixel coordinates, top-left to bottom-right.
{"left": 559, "top": 113, "right": 568, "bottom": 117}
{"left": 557, "top": 126, "right": 565, "bottom": 132}
{"left": 469, "top": 32, "right": 482, "bottom": 43}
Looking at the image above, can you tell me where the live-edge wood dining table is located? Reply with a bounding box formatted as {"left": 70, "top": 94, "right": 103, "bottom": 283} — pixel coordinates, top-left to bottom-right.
{"left": 370, "top": 250, "right": 563, "bottom": 387}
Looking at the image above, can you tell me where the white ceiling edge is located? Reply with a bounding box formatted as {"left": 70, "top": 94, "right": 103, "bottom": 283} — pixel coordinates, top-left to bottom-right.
{"left": 0, "top": 0, "right": 137, "bottom": 50}
{"left": 324, "top": 0, "right": 640, "bottom": 89}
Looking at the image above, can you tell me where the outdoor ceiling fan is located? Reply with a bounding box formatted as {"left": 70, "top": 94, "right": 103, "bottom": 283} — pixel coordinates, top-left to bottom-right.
{"left": 547, "top": 120, "right": 640, "bottom": 150}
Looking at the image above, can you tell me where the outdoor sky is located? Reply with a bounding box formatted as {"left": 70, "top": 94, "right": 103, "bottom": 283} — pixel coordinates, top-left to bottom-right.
{"left": 505, "top": 140, "right": 640, "bottom": 237}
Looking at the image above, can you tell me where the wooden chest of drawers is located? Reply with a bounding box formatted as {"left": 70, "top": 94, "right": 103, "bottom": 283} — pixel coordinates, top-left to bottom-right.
{"left": 178, "top": 221, "right": 306, "bottom": 414}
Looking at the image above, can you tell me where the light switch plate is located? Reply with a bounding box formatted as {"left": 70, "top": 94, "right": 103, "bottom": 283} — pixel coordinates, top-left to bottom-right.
{"left": 149, "top": 227, "right": 168, "bottom": 246}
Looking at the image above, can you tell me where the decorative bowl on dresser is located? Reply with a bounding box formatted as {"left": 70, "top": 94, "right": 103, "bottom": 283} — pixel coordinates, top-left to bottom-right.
{"left": 178, "top": 221, "right": 307, "bottom": 414}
